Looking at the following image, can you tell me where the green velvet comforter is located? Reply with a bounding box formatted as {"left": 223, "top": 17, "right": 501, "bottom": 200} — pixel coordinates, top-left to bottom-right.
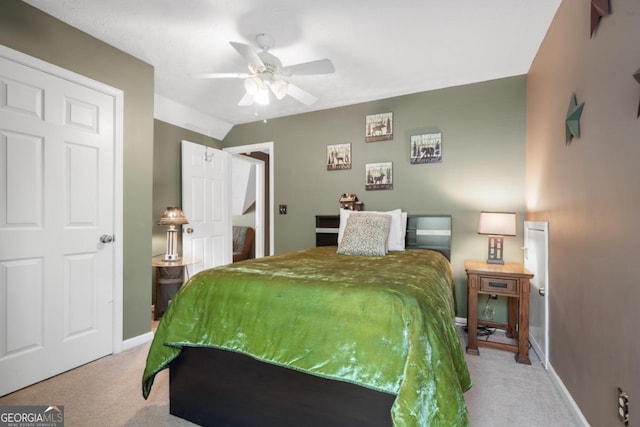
{"left": 142, "top": 246, "right": 471, "bottom": 426}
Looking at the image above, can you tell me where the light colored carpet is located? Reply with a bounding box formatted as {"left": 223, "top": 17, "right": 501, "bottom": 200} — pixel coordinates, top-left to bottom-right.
{"left": 0, "top": 326, "right": 583, "bottom": 426}
{"left": 460, "top": 326, "right": 583, "bottom": 426}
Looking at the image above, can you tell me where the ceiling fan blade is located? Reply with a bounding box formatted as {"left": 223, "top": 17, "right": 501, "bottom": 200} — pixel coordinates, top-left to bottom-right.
{"left": 194, "top": 72, "right": 251, "bottom": 79}
{"left": 230, "top": 41, "right": 266, "bottom": 73}
{"left": 238, "top": 92, "right": 254, "bottom": 106}
{"left": 281, "top": 59, "right": 335, "bottom": 76}
{"left": 286, "top": 83, "right": 318, "bottom": 106}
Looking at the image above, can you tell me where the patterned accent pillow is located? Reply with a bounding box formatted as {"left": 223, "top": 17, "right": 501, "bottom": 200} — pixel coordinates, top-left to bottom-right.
{"left": 336, "top": 213, "right": 392, "bottom": 256}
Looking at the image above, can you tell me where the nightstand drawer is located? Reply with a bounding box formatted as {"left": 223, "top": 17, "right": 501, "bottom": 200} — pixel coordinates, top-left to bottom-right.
{"left": 480, "top": 277, "right": 517, "bottom": 295}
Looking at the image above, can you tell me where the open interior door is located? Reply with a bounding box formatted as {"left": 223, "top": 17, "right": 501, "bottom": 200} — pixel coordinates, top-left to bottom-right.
{"left": 524, "top": 221, "right": 549, "bottom": 368}
{"left": 181, "top": 141, "right": 231, "bottom": 275}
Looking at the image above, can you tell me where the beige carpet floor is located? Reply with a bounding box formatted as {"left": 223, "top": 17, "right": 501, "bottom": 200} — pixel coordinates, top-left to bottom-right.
{"left": 0, "top": 326, "right": 584, "bottom": 426}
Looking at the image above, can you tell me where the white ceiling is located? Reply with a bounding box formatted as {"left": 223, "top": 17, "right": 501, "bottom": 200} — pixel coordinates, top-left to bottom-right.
{"left": 22, "top": 0, "right": 561, "bottom": 139}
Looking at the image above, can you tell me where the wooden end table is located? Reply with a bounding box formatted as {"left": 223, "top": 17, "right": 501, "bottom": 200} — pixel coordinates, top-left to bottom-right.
{"left": 465, "top": 259, "right": 534, "bottom": 364}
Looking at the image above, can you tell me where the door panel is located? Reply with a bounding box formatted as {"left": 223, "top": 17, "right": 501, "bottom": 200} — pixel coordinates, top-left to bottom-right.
{"left": 0, "top": 52, "right": 116, "bottom": 396}
{"left": 181, "top": 141, "right": 231, "bottom": 274}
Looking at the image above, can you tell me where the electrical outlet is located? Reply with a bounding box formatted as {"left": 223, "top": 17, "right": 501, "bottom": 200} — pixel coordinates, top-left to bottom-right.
{"left": 618, "top": 387, "right": 629, "bottom": 425}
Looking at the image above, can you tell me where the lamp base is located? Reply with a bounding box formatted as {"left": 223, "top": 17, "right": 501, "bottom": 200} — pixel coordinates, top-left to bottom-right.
{"left": 164, "top": 228, "right": 180, "bottom": 262}
{"left": 486, "top": 235, "right": 505, "bottom": 265}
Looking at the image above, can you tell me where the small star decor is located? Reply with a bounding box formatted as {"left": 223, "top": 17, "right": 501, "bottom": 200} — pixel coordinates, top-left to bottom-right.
{"left": 591, "top": 0, "right": 611, "bottom": 37}
{"left": 634, "top": 68, "right": 640, "bottom": 118}
{"left": 565, "top": 93, "right": 585, "bottom": 145}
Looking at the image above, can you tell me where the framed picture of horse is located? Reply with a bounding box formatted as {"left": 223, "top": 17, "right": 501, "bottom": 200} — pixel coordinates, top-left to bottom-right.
{"left": 365, "top": 162, "right": 393, "bottom": 190}
{"left": 410, "top": 133, "right": 442, "bottom": 164}
{"left": 365, "top": 112, "right": 393, "bottom": 142}
{"left": 327, "top": 143, "right": 351, "bottom": 170}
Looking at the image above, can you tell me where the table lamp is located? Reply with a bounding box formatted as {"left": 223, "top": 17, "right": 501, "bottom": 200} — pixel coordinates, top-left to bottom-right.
{"left": 478, "top": 211, "right": 516, "bottom": 265}
{"left": 158, "top": 207, "right": 189, "bottom": 261}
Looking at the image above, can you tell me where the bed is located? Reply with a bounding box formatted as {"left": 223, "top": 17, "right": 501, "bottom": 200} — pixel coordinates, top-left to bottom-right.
{"left": 142, "top": 214, "right": 471, "bottom": 426}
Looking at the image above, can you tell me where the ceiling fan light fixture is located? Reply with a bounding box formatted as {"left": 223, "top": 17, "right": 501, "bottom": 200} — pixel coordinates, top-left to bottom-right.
{"left": 254, "top": 86, "right": 270, "bottom": 105}
{"left": 269, "top": 79, "right": 288, "bottom": 100}
{"left": 201, "top": 34, "right": 335, "bottom": 108}
{"left": 244, "top": 77, "right": 262, "bottom": 95}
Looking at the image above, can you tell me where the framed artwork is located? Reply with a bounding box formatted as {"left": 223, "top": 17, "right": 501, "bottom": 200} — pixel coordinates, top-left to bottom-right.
{"left": 365, "top": 162, "right": 393, "bottom": 191}
{"left": 365, "top": 112, "right": 393, "bottom": 142}
{"left": 326, "top": 143, "right": 351, "bottom": 170}
{"left": 410, "top": 133, "right": 442, "bottom": 164}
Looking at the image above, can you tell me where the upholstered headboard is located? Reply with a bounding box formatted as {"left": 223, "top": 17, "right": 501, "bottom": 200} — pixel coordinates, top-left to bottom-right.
{"left": 315, "top": 214, "right": 452, "bottom": 260}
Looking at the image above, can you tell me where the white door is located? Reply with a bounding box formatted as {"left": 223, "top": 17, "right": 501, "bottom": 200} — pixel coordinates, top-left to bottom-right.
{"left": 524, "top": 221, "right": 549, "bottom": 368}
{"left": 0, "top": 51, "right": 117, "bottom": 395}
{"left": 181, "top": 141, "right": 231, "bottom": 274}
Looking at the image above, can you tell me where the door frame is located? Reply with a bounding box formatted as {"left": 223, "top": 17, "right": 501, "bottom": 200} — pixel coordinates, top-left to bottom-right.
{"left": 231, "top": 154, "right": 265, "bottom": 258}
{"left": 224, "top": 142, "right": 274, "bottom": 256}
{"left": 0, "top": 44, "right": 124, "bottom": 353}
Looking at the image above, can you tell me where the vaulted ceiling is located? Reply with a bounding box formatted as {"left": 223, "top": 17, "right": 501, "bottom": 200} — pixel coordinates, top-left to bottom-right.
{"left": 23, "top": 0, "right": 561, "bottom": 139}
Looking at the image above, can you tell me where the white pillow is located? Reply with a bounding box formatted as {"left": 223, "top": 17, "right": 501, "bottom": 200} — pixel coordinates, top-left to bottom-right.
{"left": 338, "top": 208, "right": 406, "bottom": 251}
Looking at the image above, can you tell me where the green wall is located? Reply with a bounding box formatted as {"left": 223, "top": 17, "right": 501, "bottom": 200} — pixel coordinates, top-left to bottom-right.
{"left": 224, "top": 76, "right": 528, "bottom": 317}
{"left": 0, "top": 0, "right": 154, "bottom": 339}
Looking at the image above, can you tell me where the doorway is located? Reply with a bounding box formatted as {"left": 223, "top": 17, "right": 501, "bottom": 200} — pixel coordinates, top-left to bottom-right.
{"left": 225, "top": 142, "right": 274, "bottom": 257}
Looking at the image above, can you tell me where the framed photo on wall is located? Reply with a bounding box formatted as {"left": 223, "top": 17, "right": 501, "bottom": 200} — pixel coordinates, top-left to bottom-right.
{"left": 410, "top": 132, "right": 442, "bottom": 164}
{"left": 365, "top": 162, "right": 393, "bottom": 190}
{"left": 326, "top": 143, "right": 351, "bottom": 170}
{"left": 365, "top": 112, "right": 393, "bottom": 142}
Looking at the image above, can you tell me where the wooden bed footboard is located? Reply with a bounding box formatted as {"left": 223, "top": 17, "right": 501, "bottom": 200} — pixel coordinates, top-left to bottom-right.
{"left": 170, "top": 346, "right": 395, "bottom": 427}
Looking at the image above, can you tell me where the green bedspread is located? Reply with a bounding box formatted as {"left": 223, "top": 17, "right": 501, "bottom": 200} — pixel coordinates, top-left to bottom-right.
{"left": 142, "top": 246, "right": 471, "bottom": 426}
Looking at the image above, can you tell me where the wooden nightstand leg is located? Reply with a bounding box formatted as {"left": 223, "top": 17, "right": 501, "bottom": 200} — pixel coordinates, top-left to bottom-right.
{"left": 515, "top": 278, "right": 531, "bottom": 364}
{"left": 506, "top": 296, "right": 517, "bottom": 338}
{"left": 466, "top": 275, "right": 480, "bottom": 355}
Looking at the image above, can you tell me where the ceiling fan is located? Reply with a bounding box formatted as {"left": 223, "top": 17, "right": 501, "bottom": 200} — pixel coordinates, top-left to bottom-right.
{"left": 197, "top": 33, "right": 335, "bottom": 106}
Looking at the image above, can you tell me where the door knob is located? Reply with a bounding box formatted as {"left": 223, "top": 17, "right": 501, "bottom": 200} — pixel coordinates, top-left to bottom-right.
{"left": 538, "top": 287, "right": 545, "bottom": 296}
{"left": 100, "top": 234, "right": 114, "bottom": 243}
{"left": 185, "top": 227, "right": 194, "bottom": 234}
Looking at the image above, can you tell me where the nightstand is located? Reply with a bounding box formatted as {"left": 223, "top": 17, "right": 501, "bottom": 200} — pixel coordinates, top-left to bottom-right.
{"left": 465, "top": 259, "right": 534, "bottom": 364}
{"left": 152, "top": 256, "right": 199, "bottom": 319}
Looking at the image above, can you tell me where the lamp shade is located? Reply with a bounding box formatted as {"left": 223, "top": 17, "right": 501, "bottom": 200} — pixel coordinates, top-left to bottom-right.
{"left": 158, "top": 207, "right": 189, "bottom": 226}
{"left": 478, "top": 211, "right": 516, "bottom": 236}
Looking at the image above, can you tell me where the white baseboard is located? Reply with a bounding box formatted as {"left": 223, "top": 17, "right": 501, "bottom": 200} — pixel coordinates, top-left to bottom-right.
{"left": 122, "top": 331, "right": 154, "bottom": 351}
{"left": 547, "top": 363, "right": 590, "bottom": 426}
